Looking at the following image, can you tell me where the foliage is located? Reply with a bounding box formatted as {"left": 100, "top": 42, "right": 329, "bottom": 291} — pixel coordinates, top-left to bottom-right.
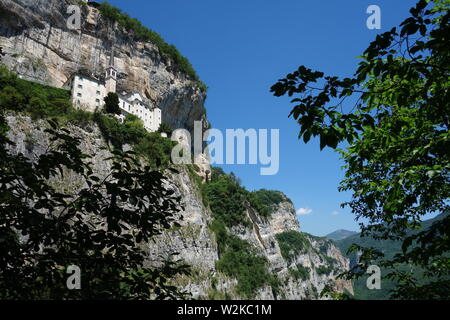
{"left": 215, "top": 233, "right": 270, "bottom": 298}
{"left": 201, "top": 173, "right": 250, "bottom": 227}
{"left": 320, "top": 285, "right": 355, "bottom": 300}
{"left": 93, "top": 112, "right": 176, "bottom": 168}
{"left": 157, "top": 122, "right": 173, "bottom": 135}
{"left": 103, "top": 92, "right": 120, "bottom": 115}
{"left": 209, "top": 166, "right": 226, "bottom": 182}
{"left": 202, "top": 170, "right": 290, "bottom": 224}
{"left": 271, "top": 0, "right": 450, "bottom": 299}
{"left": 289, "top": 264, "right": 310, "bottom": 281}
{"left": 335, "top": 213, "right": 449, "bottom": 300}
{"left": 210, "top": 220, "right": 279, "bottom": 298}
{"left": 248, "top": 189, "right": 288, "bottom": 217}
{"left": 316, "top": 265, "right": 333, "bottom": 276}
{"left": 203, "top": 168, "right": 285, "bottom": 298}
{"left": 0, "top": 65, "right": 92, "bottom": 126}
{"left": 275, "top": 231, "right": 311, "bottom": 262}
{"left": 0, "top": 115, "right": 190, "bottom": 299}
{"left": 97, "top": 2, "right": 206, "bottom": 92}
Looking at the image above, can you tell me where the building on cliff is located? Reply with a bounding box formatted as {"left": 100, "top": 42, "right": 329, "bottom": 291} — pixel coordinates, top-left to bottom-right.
{"left": 63, "top": 45, "right": 162, "bottom": 132}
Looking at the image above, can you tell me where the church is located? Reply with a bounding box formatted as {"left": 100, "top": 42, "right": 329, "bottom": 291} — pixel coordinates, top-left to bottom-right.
{"left": 63, "top": 46, "right": 162, "bottom": 132}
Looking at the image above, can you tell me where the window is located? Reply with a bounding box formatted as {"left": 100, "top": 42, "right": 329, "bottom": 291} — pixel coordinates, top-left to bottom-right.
{"left": 95, "top": 99, "right": 100, "bottom": 103}
{"left": 78, "top": 84, "right": 83, "bottom": 89}
{"left": 96, "top": 91, "right": 101, "bottom": 95}
{"left": 77, "top": 93, "right": 82, "bottom": 97}
{"left": 77, "top": 100, "right": 80, "bottom": 104}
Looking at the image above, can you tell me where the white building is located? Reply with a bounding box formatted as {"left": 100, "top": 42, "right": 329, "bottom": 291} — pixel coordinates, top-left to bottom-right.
{"left": 63, "top": 47, "right": 162, "bottom": 132}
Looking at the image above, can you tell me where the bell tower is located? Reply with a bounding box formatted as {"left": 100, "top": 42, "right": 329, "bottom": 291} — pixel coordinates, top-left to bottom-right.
{"left": 105, "top": 45, "right": 117, "bottom": 94}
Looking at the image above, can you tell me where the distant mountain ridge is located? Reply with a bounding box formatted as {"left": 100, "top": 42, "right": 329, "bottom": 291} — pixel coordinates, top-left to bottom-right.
{"left": 333, "top": 213, "right": 448, "bottom": 300}
{"left": 325, "top": 229, "right": 358, "bottom": 241}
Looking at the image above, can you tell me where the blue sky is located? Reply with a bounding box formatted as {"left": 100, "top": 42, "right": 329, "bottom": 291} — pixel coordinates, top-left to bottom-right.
{"left": 106, "top": 0, "right": 419, "bottom": 236}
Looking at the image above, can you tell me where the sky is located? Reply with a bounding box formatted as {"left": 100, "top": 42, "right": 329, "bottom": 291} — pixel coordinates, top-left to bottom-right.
{"left": 106, "top": 0, "right": 419, "bottom": 236}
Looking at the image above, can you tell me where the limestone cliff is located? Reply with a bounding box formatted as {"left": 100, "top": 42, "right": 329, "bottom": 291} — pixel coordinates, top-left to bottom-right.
{"left": 0, "top": 0, "right": 206, "bottom": 134}
{"left": 5, "top": 114, "right": 353, "bottom": 300}
{"left": 1, "top": 0, "right": 353, "bottom": 299}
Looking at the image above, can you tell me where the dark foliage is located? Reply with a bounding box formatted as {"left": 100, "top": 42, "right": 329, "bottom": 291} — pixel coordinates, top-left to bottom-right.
{"left": 0, "top": 57, "right": 189, "bottom": 299}
{"left": 103, "top": 92, "right": 121, "bottom": 115}
{"left": 271, "top": 0, "right": 450, "bottom": 299}
{"left": 0, "top": 116, "right": 190, "bottom": 299}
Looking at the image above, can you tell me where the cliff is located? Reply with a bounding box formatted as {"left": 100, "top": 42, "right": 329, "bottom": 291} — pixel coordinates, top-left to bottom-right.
{"left": 0, "top": 0, "right": 206, "bottom": 133}
{"left": 5, "top": 114, "right": 353, "bottom": 299}
{"left": 1, "top": 0, "right": 353, "bottom": 299}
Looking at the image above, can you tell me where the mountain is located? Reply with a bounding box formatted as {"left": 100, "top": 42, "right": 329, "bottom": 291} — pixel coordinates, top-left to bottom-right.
{"left": 325, "top": 229, "right": 358, "bottom": 241}
{"left": 0, "top": 0, "right": 353, "bottom": 299}
{"left": 334, "top": 213, "right": 447, "bottom": 300}
{"left": 0, "top": 0, "right": 206, "bottom": 137}
{"left": 4, "top": 113, "right": 353, "bottom": 299}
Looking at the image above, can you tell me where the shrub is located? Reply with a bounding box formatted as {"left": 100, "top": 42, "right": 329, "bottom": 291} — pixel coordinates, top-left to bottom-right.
{"left": 209, "top": 166, "right": 226, "bottom": 182}
{"left": 316, "top": 265, "right": 333, "bottom": 276}
{"left": 103, "top": 92, "right": 120, "bottom": 115}
{"left": 0, "top": 64, "right": 72, "bottom": 119}
{"left": 93, "top": 112, "right": 176, "bottom": 168}
{"left": 289, "top": 264, "right": 310, "bottom": 281}
{"left": 201, "top": 174, "right": 250, "bottom": 227}
{"left": 275, "top": 231, "right": 312, "bottom": 262}
{"left": 158, "top": 122, "right": 173, "bottom": 135}
{"left": 134, "top": 132, "right": 175, "bottom": 168}
{"left": 247, "top": 189, "right": 287, "bottom": 218}
{"left": 0, "top": 85, "right": 25, "bottom": 110}
{"left": 63, "top": 109, "right": 93, "bottom": 127}
{"left": 214, "top": 229, "right": 274, "bottom": 298}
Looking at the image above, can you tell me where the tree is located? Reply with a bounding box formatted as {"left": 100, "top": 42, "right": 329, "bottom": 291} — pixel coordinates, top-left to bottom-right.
{"left": 158, "top": 122, "right": 173, "bottom": 135}
{"left": 104, "top": 92, "right": 121, "bottom": 115}
{"left": 0, "top": 85, "right": 24, "bottom": 110}
{"left": 0, "top": 114, "right": 190, "bottom": 299}
{"left": 271, "top": 0, "right": 449, "bottom": 299}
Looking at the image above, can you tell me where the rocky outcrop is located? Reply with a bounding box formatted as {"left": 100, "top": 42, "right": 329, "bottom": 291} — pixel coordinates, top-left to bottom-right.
{"left": 6, "top": 114, "right": 352, "bottom": 299}
{"left": 0, "top": 0, "right": 206, "bottom": 134}
{"left": 1, "top": 0, "right": 353, "bottom": 299}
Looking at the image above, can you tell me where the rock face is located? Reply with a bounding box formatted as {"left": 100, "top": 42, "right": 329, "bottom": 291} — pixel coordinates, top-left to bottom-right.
{"left": 1, "top": 0, "right": 353, "bottom": 299}
{"left": 6, "top": 114, "right": 353, "bottom": 299}
{"left": 0, "top": 0, "right": 206, "bottom": 134}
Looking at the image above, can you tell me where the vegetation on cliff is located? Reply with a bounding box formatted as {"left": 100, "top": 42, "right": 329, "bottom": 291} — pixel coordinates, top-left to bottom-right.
{"left": 200, "top": 168, "right": 283, "bottom": 298}
{"left": 0, "top": 65, "right": 176, "bottom": 169}
{"left": 93, "top": 112, "right": 175, "bottom": 168}
{"left": 271, "top": 0, "right": 450, "bottom": 299}
{"left": 98, "top": 2, "right": 207, "bottom": 92}
{"left": 0, "top": 102, "right": 190, "bottom": 299}
{"left": 334, "top": 213, "right": 450, "bottom": 300}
